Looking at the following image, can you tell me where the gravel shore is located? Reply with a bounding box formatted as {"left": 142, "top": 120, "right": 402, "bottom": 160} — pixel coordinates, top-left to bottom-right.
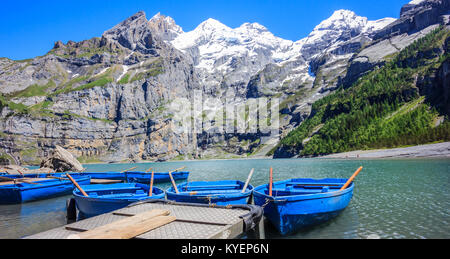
{"left": 321, "top": 142, "right": 450, "bottom": 159}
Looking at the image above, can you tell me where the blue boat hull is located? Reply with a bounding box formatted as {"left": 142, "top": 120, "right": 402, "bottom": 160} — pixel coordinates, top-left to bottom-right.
{"left": 166, "top": 180, "right": 253, "bottom": 206}
{"left": 126, "top": 171, "right": 190, "bottom": 184}
{"left": 0, "top": 176, "right": 91, "bottom": 204}
{"left": 73, "top": 183, "right": 165, "bottom": 218}
{"left": 253, "top": 178, "right": 354, "bottom": 235}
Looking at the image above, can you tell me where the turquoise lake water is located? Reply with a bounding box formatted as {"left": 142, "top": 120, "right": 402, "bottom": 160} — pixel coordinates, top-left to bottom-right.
{"left": 0, "top": 158, "right": 449, "bottom": 239}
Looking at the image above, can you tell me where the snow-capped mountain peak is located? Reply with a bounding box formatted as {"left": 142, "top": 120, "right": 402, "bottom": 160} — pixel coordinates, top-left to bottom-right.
{"left": 408, "top": 0, "right": 426, "bottom": 5}
{"left": 238, "top": 22, "right": 269, "bottom": 32}
{"left": 196, "top": 18, "right": 230, "bottom": 32}
{"left": 150, "top": 12, "right": 183, "bottom": 31}
{"left": 148, "top": 12, "right": 184, "bottom": 41}
{"left": 171, "top": 17, "right": 298, "bottom": 71}
{"left": 166, "top": 9, "right": 396, "bottom": 91}
{"left": 308, "top": 9, "right": 395, "bottom": 38}
{"left": 314, "top": 9, "right": 367, "bottom": 31}
{"left": 300, "top": 9, "right": 396, "bottom": 59}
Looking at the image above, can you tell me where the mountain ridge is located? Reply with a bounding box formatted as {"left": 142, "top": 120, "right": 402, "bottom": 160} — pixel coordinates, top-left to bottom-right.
{"left": 0, "top": 0, "right": 448, "bottom": 165}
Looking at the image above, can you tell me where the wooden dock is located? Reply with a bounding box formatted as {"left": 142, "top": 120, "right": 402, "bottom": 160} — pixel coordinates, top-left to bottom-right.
{"left": 25, "top": 200, "right": 264, "bottom": 239}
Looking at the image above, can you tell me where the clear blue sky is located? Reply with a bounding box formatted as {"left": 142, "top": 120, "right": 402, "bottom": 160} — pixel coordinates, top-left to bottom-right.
{"left": 1, "top": 0, "right": 410, "bottom": 60}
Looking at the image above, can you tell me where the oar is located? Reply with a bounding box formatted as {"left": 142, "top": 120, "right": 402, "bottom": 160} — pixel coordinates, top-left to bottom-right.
{"left": 168, "top": 172, "right": 179, "bottom": 194}
{"left": 0, "top": 176, "right": 41, "bottom": 185}
{"left": 149, "top": 170, "right": 155, "bottom": 197}
{"left": 66, "top": 173, "right": 89, "bottom": 197}
{"left": 17, "top": 169, "right": 24, "bottom": 177}
{"left": 145, "top": 167, "right": 153, "bottom": 173}
{"left": 168, "top": 167, "right": 185, "bottom": 173}
{"left": 0, "top": 176, "right": 11, "bottom": 182}
{"left": 18, "top": 178, "right": 42, "bottom": 185}
{"left": 120, "top": 167, "right": 137, "bottom": 173}
{"left": 269, "top": 167, "right": 273, "bottom": 196}
{"left": 241, "top": 168, "right": 254, "bottom": 193}
{"left": 340, "top": 166, "right": 363, "bottom": 191}
{"left": 168, "top": 167, "right": 185, "bottom": 194}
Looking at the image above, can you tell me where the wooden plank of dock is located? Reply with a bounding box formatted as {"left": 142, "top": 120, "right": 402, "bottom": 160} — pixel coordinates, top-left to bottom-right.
{"left": 67, "top": 209, "right": 176, "bottom": 239}
{"left": 25, "top": 200, "right": 262, "bottom": 239}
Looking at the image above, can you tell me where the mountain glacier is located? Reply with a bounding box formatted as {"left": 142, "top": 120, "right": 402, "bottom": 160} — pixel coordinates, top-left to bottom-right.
{"left": 163, "top": 9, "right": 396, "bottom": 95}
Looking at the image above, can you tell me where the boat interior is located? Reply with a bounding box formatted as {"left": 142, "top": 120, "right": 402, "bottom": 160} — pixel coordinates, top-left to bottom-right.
{"left": 177, "top": 181, "right": 251, "bottom": 195}
{"left": 265, "top": 180, "right": 346, "bottom": 197}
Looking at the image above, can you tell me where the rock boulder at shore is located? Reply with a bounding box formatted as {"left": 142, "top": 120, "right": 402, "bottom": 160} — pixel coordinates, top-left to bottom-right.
{"left": 40, "top": 146, "right": 84, "bottom": 172}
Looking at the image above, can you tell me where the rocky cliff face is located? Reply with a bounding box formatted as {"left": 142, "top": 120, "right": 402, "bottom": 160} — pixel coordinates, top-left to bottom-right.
{"left": 0, "top": 11, "right": 200, "bottom": 164}
{"left": 0, "top": 0, "right": 447, "bottom": 164}
{"left": 377, "top": 0, "right": 449, "bottom": 41}
{"left": 343, "top": 0, "right": 450, "bottom": 87}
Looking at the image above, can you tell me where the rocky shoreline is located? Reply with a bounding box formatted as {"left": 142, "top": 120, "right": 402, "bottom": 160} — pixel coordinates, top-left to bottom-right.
{"left": 320, "top": 142, "right": 450, "bottom": 159}
{"left": 89, "top": 142, "right": 450, "bottom": 163}
{"left": 2, "top": 143, "right": 448, "bottom": 171}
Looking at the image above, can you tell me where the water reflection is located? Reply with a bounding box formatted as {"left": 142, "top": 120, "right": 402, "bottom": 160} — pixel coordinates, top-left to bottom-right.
{"left": 0, "top": 196, "right": 67, "bottom": 239}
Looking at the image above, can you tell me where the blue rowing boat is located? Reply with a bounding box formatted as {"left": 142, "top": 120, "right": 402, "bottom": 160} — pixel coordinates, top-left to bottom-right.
{"left": 0, "top": 175, "right": 91, "bottom": 204}
{"left": 166, "top": 180, "right": 253, "bottom": 206}
{"left": 253, "top": 178, "right": 354, "bottom": 235}
{"left": 73, "top": 183, "right": 165, "bottom": 218}
{"left": 125, "top": 171, "right": 190, "bottom": 184}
